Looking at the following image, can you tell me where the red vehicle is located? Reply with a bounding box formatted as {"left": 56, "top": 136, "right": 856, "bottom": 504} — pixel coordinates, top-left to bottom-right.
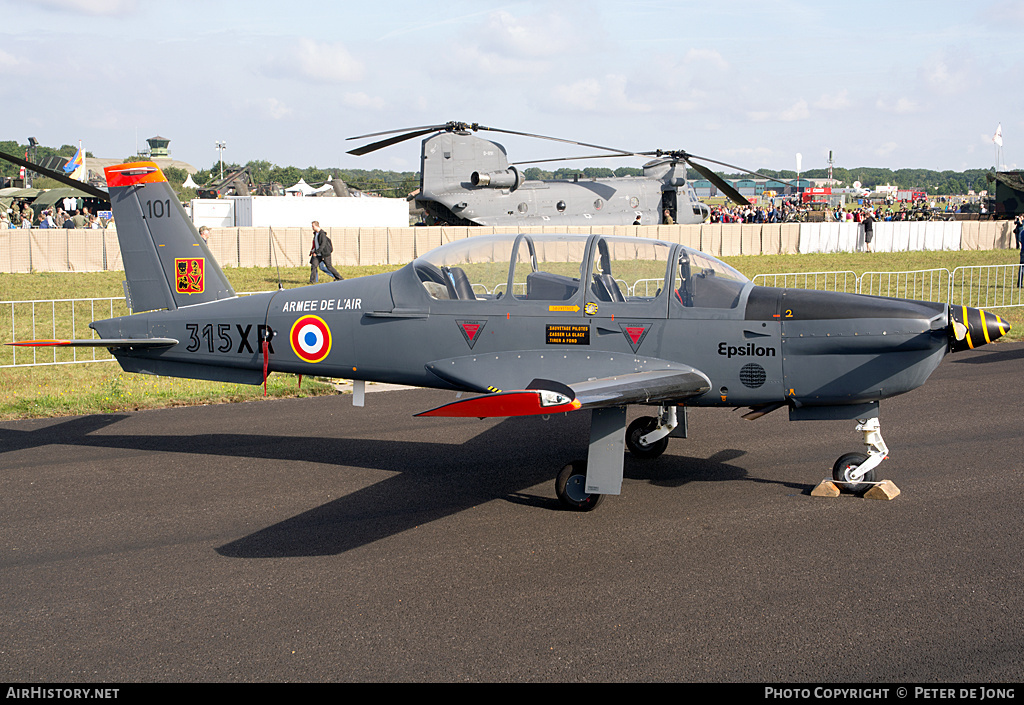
{"left": 897, "top": 189, "right": 926, "bottom": 202}
{"left": 801, "top": 187, "right": 831, "bottom": 206}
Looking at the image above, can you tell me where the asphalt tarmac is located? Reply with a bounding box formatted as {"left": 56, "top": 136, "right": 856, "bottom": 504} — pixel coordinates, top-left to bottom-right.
{"left": 2, "top": 343, "right": 1023, "bottom": 683}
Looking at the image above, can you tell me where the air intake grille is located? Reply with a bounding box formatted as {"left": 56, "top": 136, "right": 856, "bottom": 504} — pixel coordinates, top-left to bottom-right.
{"left": 740, "top": 363, "right": 766, "bottom": 388}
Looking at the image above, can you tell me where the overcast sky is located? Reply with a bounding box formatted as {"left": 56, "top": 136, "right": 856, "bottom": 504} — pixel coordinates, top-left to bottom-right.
{"left": 3, "top": 0, "right": 1021, "bottom": 176}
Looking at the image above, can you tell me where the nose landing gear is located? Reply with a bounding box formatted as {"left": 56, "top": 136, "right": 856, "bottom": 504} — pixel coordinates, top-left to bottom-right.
{"left": 832, "top": 417, "right": 888, "bottom": 494}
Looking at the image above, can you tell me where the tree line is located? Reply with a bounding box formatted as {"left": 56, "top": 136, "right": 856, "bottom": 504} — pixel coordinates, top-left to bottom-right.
{"left": 523, "top": 164, "right": 994, "bottom": 196}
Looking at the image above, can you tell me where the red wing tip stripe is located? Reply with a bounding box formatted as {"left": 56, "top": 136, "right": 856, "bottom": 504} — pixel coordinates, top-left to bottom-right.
{"left": 7, "top": 339, "right": 69, "bottom": 346}
{"left": 416, "top": 391, "right": 581, "bottom": 418}
{"left": 7, "top": 338, "right": 178, "bottom": 348}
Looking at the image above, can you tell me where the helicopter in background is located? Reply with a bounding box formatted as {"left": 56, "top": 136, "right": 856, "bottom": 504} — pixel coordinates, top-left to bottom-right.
{"left": 346, "top": 122, "right": 767, "bottom": 227}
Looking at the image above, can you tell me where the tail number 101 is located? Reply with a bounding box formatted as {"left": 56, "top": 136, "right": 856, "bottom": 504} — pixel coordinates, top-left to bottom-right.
{"left": 145, "top": 199, "right": 171, "bottom": 219}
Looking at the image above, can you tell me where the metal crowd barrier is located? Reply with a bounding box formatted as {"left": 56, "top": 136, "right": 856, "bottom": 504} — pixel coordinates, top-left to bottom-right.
{"left": 4, "top": 267, "right": 1021, "bottom": 368}
{"left": 747, "top": 271, "right": 859, "bottom": 294}
{"left": 1, "top": 296, "right": 127, "bottom": 368}
{"left": 753, "top": 265, "right": 1023, "bottom": 309}
{"left": 0, "top": 291, "right": 269, "bottom": 368}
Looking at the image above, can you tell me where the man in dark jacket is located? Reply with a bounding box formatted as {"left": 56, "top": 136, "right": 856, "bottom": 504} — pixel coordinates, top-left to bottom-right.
{"left": 863, "top": 209, "right": 875, "bottom": 252}
{"left": 309, "top": 220, "right": 343, "bottom": 283}
{"left": 1015, "top": 215, "right": 1024, "bottom": 288}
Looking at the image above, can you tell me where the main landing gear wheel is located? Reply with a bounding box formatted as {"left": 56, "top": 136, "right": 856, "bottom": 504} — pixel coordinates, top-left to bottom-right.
{"left": 625, "top": 416, "right": 669, "bottom": 459}
{"left": 555, "top": 461, "right": 605, "bottom": 512}
{"left": 832, "top": 452, "right": 875, "bottom": 494}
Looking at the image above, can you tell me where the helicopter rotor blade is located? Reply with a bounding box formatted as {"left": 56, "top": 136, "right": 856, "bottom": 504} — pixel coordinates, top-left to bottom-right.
{"left": 0, "top": 150, "right": 107, "bottom": 199}
{"left": 346, "top": 124, "right": 453, "bottom": 141}
{"left": 473, "top": 126, "right": 637, "bottom": 157}
{"left": 346, "top": 127, "right": 448, "bottom": 156}
{"left": 347, "top": 121, "right": 485, "bottom": 156}
{"left": 682, "top": 158, "right": 750, "bottom": 207}
{"left": 347, "top": 120, "right": 641, "bottom": 159}
{"left": 512, "top": 153, "right": 642, "bottom": 166}
{"left": 685, "top": 153, "right": 783, "bottom": 184}
{"left": 514, "top": 150, "right": 757, "bottom": 207}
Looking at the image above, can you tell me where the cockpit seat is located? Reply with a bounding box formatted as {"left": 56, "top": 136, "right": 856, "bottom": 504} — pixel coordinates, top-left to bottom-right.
{"left": 444, "top": 266, "right": 477, "bottom": 300}
{"left": 592, "top": 273, "right": 625, "bottom": 302}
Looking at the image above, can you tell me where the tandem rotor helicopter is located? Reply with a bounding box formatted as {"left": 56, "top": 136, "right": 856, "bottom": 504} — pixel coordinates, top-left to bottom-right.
{"left": 345, "top": 121, "right": 779, "bottom": 226}
{"left": 0, "top": 135, "right": 1010, "bottom": 512}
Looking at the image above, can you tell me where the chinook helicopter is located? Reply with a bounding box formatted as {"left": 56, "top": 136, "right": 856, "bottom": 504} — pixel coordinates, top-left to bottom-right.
{"left": 346, "top": 122, "right": 774, "bottom": 227}
{"left": 1, "top": 148, "right": 1011, "bottom": 513}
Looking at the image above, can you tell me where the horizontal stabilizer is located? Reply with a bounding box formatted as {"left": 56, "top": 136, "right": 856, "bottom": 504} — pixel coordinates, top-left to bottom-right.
{"left": 7, "top": 338, "right": 178, "bottom": 348}
{"left": 416, "top": 390, "right": 581, "bottom": 418}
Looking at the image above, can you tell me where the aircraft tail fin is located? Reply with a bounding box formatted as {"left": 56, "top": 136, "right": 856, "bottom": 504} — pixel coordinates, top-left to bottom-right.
{"left": 104, "top": 162, "right": 235, "bottom": 312}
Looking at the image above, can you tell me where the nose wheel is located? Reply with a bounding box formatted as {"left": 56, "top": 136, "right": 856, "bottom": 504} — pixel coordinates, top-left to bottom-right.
{"left": 832, "top": 452, "right": 876, "bottom": 494}
{"left": 832, "top": 417, "right": 888, "bottom": 494}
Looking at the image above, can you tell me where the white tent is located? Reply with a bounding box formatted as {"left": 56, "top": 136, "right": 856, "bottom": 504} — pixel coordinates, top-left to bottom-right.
{"left": 285, "top": 178, "right": 315, "bottom": 196}
{"left": 182, "top": 173, "right": 198, "bottom": 189}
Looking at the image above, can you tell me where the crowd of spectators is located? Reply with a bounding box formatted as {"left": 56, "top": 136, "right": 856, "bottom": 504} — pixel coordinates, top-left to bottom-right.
{"left": 708, "top": 201, "right": 804, "bottom": 223}
{"left": 705, "top": 199, "right": 963, "bottom": 225}
{"left": 828, "top": 203, "right": 947, "bottom": 223}
{"left": 2, "top": 200, "right": 110, "bottom": 229}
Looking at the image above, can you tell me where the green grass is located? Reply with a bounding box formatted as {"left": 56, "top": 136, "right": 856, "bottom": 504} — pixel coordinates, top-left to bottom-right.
{"left": 1, "top": 250, "right": 1020, "bottom": 421}
{"left": 0, "top": 266, "right": 392, "bottom": 420}
{"left": 0, "top": 264, "right": 403, "bottom": 301}
{"left": 0, "top": 364, "right": 337, "bottom": 421}
{"left": 719, "top": 249, "right": 1017, "bottom": 276}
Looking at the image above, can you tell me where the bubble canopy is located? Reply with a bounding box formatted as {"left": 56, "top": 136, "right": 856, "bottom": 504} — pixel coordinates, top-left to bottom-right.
{"left": 410, "top": 232, "right": 749, "bottom": 309}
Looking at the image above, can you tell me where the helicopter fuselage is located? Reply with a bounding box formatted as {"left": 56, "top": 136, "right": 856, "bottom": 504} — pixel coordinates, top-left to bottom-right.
{"left": 417, "top": 132, "right": 709, "bottom": 227}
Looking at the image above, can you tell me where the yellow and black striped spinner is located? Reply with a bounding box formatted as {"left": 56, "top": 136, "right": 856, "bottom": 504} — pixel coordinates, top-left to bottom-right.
{"left": 949, "top": 306, "right": 1011, "bottom": 352}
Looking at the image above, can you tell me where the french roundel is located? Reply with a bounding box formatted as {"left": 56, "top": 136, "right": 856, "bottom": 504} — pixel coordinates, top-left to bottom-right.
{"left": 290, "top": 315, "right": 332, "bottom": 363}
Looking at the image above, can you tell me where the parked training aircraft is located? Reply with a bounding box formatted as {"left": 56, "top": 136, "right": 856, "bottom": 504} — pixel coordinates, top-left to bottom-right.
{"left": 3, "top": 154, "right": 1010, "bottom": 511}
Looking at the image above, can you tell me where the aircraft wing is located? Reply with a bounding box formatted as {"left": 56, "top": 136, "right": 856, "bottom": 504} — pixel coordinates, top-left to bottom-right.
{"left": 416, "top": 367, "right": 710, "bottom": 418}
{"left": 570, "top": 368, "right": 711, "bottom": 408}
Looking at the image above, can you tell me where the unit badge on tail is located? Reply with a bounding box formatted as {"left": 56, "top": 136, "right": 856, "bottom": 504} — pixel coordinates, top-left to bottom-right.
{"left": 175, "top": 258, "right": 205, "bottom": 294}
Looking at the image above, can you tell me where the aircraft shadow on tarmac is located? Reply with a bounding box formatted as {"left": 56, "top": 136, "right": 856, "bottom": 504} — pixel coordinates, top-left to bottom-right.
{"left": 215, "top": 443, "right": 782, "bottom": 559}
{"left": 949, "top": 343, "right": 1024, "bottom": 365}
{"left": 0, "top": 410, "right": 809, "bottom": 558}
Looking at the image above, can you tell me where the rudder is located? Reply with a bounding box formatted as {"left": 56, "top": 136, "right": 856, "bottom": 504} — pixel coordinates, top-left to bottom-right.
{"left": 104, "top": 161, "right": 235, "bottom": 312}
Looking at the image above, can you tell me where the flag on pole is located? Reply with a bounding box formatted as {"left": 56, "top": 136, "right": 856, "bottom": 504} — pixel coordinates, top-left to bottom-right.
{"left": 63, "top": 142, "right": 85, "bottom": 181}
{"left": 993, "top": 123, "right": 1003, "bottom": 147}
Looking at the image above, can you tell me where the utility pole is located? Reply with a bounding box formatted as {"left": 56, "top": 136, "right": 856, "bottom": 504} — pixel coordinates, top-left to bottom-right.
{"left": 215, "top": 141, "right": 227, "bottom": 181}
